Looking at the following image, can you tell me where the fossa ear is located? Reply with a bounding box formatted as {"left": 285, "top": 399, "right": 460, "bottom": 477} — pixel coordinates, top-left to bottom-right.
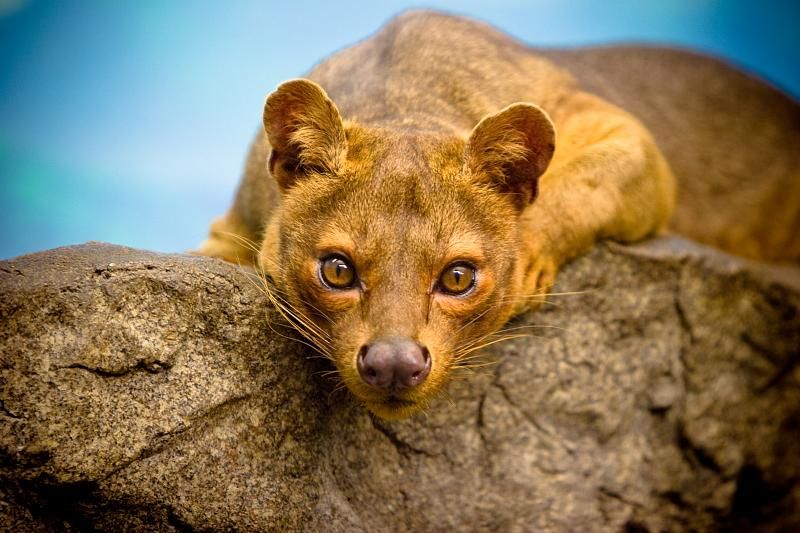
{"left": 464, "top": 103, "right": 556, "bottom": 209}
{"left": 263, "top": 79, "right": 347, "bottom": 190}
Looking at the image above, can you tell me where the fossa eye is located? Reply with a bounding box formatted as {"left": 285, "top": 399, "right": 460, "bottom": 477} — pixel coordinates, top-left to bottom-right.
{"left": 438, "top": 262, "right": 476, "bottom": 295}
{"left": 319, "top": 255, "right": 356, "bottom": 289}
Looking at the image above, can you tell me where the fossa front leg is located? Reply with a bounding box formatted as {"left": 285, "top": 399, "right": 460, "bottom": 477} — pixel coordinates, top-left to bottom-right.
{"left": 516, "top": 92, "right": 675, "bottom": 313}
{"left": 194, "top": 210, "right": 260, "bottom": 266}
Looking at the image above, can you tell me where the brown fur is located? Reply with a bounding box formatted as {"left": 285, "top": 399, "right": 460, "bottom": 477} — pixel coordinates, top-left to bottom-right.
{"left": 197, "top": 11, "right": 797, "bottom": 418}
{"left": 538, "top": 46, "right": 800, "bottom": 262}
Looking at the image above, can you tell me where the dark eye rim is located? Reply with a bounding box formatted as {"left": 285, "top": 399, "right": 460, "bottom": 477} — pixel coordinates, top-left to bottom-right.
{"left": 318, "top": 253, "right": 358, "bottom": 290}
{"left": 436, "top": 261, "right": 478, "bottom": 296}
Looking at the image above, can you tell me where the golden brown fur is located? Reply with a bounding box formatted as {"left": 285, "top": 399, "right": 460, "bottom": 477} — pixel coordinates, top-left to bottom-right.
{"left": 539, "top": 46, "right": 800, "bottom": 262}
{"left": 197, "top": 11, "right": 797, "bottom": 418}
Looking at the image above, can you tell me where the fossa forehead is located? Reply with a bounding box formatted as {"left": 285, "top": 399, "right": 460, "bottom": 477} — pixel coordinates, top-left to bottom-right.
{"left": 325, "top": 148, "right": 462, "bottom": 222}
{"left": 282, "top": 128, "right": 514, "bottom": 254}
{"left": 347, "top": 126, "right": 463, "bottom": 174}
{"left": 331, "top": 168, "right": 482, "bottom": 245}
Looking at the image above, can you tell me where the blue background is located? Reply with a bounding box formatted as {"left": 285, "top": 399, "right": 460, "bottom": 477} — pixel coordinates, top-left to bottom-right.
{"left": 1, "top": 0, "right": 798, "bottom": 260}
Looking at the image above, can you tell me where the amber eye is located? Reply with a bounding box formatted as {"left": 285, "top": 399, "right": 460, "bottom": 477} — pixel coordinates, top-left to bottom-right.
{"left": 438, "top": 262, "right": 476, "bottom": 295}
{"left": 319, "top": 255, "right": 356, "bottom": 289}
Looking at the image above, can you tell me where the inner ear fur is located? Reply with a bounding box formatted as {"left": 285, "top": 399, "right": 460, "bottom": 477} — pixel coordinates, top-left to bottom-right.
{"left": 464, "top": 103, "right": 556, "bottom": 209}
{"left": 263, "top": 79, "right": 347, "bottom": 190}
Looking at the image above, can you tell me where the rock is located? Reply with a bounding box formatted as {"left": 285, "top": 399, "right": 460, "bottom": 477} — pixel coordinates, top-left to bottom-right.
{"left": 1, "top": 239, "right": 798, "bottom": 531}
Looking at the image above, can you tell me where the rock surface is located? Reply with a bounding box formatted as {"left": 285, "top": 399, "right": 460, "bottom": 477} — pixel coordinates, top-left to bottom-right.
{"left": 1, "top": 239, "right": 798, "bottom": 531}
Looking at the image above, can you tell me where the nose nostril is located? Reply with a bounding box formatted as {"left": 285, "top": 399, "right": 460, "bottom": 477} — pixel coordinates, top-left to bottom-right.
{"left": 405, "top": 344, "right": 431, "bottom": 387}
{"left": 358, "top": 344, "right": 369, "bottom": 361}
{"left": 366, "top": 368, "right": 377, "bottom": 378}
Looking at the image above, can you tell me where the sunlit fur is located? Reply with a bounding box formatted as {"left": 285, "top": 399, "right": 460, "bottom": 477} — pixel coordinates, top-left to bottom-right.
{"left": 197, "top": 12, "right": 677, "bottom": 418}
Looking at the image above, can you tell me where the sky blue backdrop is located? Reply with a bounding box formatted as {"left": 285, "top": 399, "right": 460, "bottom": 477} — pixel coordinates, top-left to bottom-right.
{"left": 1, "top": 0, "right": 798, "bottom": 259}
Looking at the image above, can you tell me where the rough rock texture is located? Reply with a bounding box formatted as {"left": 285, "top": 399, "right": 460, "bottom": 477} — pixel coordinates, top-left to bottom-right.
{"left": 1, "top": 239, "right": 798, "bottom": 532}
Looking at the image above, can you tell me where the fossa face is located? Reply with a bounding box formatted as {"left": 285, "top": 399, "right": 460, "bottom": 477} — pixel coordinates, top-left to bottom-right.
{"left": 259, "top": 80, "right": 554, "bottom": 418}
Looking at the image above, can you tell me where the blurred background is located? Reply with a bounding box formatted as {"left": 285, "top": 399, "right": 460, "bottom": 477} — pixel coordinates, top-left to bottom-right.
{"left": 1, "top": 0, "right": 798, "bottom": 260}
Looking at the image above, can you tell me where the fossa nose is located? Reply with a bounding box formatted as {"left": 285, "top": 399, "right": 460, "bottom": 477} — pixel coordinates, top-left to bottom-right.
{"left": 357, "top": 337, "right": 431, "bottom": 392}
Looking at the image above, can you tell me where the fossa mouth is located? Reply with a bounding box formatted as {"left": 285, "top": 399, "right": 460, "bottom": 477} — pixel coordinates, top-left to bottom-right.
{"left": 364, "top": 394, "right": 423, "bottom": 420}
{"left": 382, "top": 395, "right": 415, "bottom": 407}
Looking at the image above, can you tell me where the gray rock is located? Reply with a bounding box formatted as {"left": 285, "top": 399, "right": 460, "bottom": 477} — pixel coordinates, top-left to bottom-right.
{"left": 1, "top": 239, "right": 798, "bottom": 531}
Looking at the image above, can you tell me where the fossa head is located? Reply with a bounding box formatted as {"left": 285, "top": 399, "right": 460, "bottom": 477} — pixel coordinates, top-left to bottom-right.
{"left": 259, "top": 79, "right": 555, "bottom": 418}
